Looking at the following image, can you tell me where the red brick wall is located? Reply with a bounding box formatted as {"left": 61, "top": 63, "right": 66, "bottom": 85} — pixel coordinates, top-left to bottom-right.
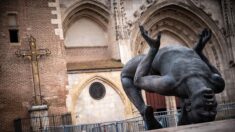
{"left": 0, "top": 0, "right": 67, "bottom": 131}
{"left": 66, "top": 47, "right": 110, "bottom": 63}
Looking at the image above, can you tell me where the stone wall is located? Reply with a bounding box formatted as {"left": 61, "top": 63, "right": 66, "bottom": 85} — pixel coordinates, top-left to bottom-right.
{"left": 66, "top": 71, "right": 134, "bottom": 124}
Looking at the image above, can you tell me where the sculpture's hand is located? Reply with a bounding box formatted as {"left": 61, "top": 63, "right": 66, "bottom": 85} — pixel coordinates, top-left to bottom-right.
{"left": 139, "top": 25, "right": 161, "bottom": 49}
{"left": 198, "top": 29, "right": 212, "bottom": 50}
{"left": 140, "top": 25, "right": 148, "bottom": 36}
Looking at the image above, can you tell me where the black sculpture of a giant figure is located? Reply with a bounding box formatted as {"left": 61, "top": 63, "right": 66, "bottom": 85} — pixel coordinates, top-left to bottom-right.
{"left": 121, "top": 25, "right": 225, "bottom": 130}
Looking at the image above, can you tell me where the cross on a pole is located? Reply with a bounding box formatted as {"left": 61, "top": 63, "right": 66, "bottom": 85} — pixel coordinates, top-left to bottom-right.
{"left": 15, "top": 36, "right": 51, "bottom": 105}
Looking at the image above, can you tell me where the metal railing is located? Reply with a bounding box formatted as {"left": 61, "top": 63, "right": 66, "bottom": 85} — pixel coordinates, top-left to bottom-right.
{"left": 14, "top": 102, "right": 235, "bottom": 132}
{"left": 70, "top": 102, "right": 235, "bottom": 132}
{"left": 216, "top": 102, "right": 235, "bottom": 120}
{"left": 14, "top": 113, "right": 72, "bottom": 132}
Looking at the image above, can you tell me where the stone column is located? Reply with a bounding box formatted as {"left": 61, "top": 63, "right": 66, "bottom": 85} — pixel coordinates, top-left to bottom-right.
{"left": 165, "top": 96, "right": 178, "bottom": 127}
{"left": 113, "top": 0, "right": 132, "bottom": 64}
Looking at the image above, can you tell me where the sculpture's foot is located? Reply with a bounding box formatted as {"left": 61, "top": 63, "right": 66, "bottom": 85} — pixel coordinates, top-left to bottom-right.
{"left": 142, "top": 105, "right": 162, "bottom": 130}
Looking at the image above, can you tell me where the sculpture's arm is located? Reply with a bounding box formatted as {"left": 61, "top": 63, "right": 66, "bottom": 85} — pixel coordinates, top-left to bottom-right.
{"left": 194, "top": 29, "right": 221, "bottom": 75}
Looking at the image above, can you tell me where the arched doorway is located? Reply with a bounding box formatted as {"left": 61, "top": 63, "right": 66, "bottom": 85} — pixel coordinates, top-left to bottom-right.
{"left": 131, "top": 1, "right": 229, "bottom": 110}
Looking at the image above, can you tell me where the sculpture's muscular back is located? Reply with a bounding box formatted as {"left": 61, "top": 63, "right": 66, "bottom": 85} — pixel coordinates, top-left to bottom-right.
{"left": 152, "top": 45, "right": 211, "bottom": 81}
{"left": 121, "top": 45, "right": 211, "bottom": 81}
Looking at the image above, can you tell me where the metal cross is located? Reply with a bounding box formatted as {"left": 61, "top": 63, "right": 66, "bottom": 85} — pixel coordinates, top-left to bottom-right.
{"left": 15, "top": 36, "right": 51, "bottom": 105}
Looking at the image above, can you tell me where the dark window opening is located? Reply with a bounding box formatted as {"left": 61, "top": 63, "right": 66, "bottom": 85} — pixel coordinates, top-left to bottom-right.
{"left": 9, "top": 29, "right": 19, "bottom": 43}
{"left": 155, "top": 108, "right": 167, "bottom": 116}
{"left": 89, "top": 82, "right": 106, "bottom": 100}
{"left": 156, "top": 108, "right": 167, "bottom": 112}
{"left": 177, "top": 107, "right": 181, "bottom": 110}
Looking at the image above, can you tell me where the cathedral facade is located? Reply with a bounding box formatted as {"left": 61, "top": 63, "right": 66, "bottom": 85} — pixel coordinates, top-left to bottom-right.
{"left": 0, "top": 0, "right": 235, "bottom": 131}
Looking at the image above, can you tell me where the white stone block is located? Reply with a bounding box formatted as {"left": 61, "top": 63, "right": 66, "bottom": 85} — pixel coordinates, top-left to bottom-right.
{"left": 51, "top": 19, "right": 59, "bottom": 24}
{"left": 55, "top": 28, "right": 60, "bottom": 35}
{"left": 51, "top": 10, "right": 57, "bottom": 15}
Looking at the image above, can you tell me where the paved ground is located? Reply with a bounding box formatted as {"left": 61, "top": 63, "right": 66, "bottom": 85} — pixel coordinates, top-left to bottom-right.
{"left": 149, "top": 119, "right": 235, "bottom": 132}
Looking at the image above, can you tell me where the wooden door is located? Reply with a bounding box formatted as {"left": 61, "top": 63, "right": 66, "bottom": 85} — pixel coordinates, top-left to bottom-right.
{"left": 145, "top": 92, "right": 166, "bottom": 111}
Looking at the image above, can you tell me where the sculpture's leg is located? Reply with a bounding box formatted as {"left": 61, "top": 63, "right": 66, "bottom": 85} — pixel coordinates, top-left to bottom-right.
{"left": 194, "top": 29, "right": 220, "bottom": 75}
{"left": 197, "top": 52, "right": 221, "bottom": 74}
{"left": 121, "top": 76, "right": 162, "bottom": 130}
{"left": 193, "top": 29, "right": 225, "bottom": 93}
{"left": 122, "top": 26, "right": 163, "bottom": 130}
{"left": 134, "top": 75, "right": 175, "bottom": 95}
{"left": 134, "top": 27, "right": 175, "bottom": 94}
{"left": 196, "top": 52, "right": 224, "bottom": 92}
{"left": 193, "top": 29, "right": 210, "bottom": 54}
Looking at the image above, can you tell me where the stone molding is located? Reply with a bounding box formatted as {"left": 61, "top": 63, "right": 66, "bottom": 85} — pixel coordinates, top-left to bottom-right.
{"left": 68, "top": 75, "right": 133, "bottom": 123}
{"left": 48, "top": 0, "right": 64, "bottom": 40}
